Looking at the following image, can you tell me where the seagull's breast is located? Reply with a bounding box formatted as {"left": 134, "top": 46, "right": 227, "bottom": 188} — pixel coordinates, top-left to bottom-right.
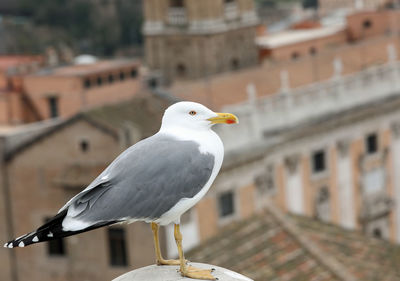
{"left": 155, "top": 129, "right": 224, "bottom": 225}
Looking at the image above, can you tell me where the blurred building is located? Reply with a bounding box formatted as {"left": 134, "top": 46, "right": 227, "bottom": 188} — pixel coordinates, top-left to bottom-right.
{"left": 0, "top": 56, "right": 44, "bottom": 125}
{"left": 0, "top": 94, "right": 171, "bottom": 281}
{"left": 152, "top": 5, "right": 400, "bottom": 257}
{"left": 318, "top": 0, "right": 391, "bottom": 16}
{"left": 143, "top": 0, "right": 259, "bottom": 81}
{"left": 188, "top": 203, "right": 400, "bottom": 281}
{"left": 257, "top": 8, "right": 400, "bottom": 62}
{"left": 164, "top": 8, "right": 400, "bottom": 109}
{"left": 0, "top": 58, "right": 142, "bottom": 126}
{"left": 174, "top": 45, "right": 400, "bottom": 250}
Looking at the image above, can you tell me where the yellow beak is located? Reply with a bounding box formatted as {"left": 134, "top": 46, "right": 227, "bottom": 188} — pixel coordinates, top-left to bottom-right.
{"left": 207, "top": 113, "right": 239, "bottom": 124}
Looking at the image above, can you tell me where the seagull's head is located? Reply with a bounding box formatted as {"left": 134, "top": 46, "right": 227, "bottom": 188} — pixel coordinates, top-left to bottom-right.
{"left": 160, "top": 101, "right": 239, "bottom": 131}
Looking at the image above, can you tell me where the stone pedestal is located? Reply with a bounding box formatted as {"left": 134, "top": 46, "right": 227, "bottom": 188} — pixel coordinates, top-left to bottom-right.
{"left": 113, "top": 263, "right": 253, "bottom": 281}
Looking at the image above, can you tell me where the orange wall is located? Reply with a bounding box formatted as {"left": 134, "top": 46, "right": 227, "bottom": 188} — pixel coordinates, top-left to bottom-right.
{"left": 347, "top": 10, "right": 400, "bottom": 41}
{"left": 265, "top": 30, "right": 347, "bottom": 62}
{"left": 23, "top": 74, "right": 140, "bottom": 120}
{"left": 171, "top": 35, "right": 400, "bottom": 110}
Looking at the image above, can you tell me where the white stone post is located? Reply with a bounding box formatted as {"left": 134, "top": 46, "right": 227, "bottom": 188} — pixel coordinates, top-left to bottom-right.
{"left": 387, "top": 44, "right": 398, "bottom": 90}
{"left": 391, "top": 122, "right": 400, "bottom": 243}
{"left": 280, "top": 70, "right": 292, "bottom": 125}
{"left": 332, "top": 57, "right": 344, "bottom": 100}
{"left": 333, "top": 57, "right": 343, "bottom": 79}
{"left": 336, "top": 140, "right": 356, "bottom": 229}
{"left": 246, "top": 83, "right": 262, "bottom": 140}
{"left": 284, "top": 154, "right": 304, "bottom": 215}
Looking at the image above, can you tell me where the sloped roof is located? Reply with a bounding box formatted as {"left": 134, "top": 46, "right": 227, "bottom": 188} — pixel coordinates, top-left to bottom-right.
{"left": 293, "top": 215, "right": 400, "bottom": 280}
{"left": 2, "top": 115, "right": 117, "bottom": 162}
{"left": 256, "top": 24, "right": 345, "bottom": 49}
{"left": 187, "top": 203, "right": 400, "bottom": 281}
{"left": 34, "top": 59, "right": 139, "bottom": 77}
{"left": 84, "top": 94, "right": 171, "bottom": 138}
{"left": 2, "top": 93, "right": 172, "bottom": 161}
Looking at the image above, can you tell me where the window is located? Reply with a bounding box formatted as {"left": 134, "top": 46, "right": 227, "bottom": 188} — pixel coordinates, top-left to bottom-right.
{"left": 47, "top": 96, "right": 59, "bottom": 118}
{"left": 108, "top": 228, "right": 128, "bottom": 267}
{"left": 45, "top": 217, "right": 66, "bottom": 256}
{"left": 108, "top": 74, "right": 114, "bottom": 83}
{"left": 130, "top": 68, "right": 138, "bottom": 78}
{"left": 170, "top": 0, "right": 184, "bottom": 7}
{"left": 83, "top": 78, "right": 91, "bottom": 89}
{"left": 80, "top": 139, "right": 89, "bottom": 152}
{"left": 373, "top": 228, "right": 382, "bottom": 238}
{"left": 363, "top": 19, "right": 372, "bottom": 29}
{"left": 218, "top": 191, "right": 234, "bottom": 218}
{"left": 291, "top": 52, "right": 300, "bottom": 60}
{"left": 176, "top": 63, "right": 186, "bottom": 77}
{"left": 231, "top": 58, "right": 239, "bottom": 70}
{"left": 309, "top": 47, "right": 317, "bottom": 56}
{"left": 366, "top": 133, "right": 378, "bottom": 154}
{"left": 119, "top": 72, "right": 125, "bottom": 81}
{"left": 148, "top": 77, "right": 158, "bottom": 89}
{"left": 97, "top": 76, "right": 103, "bottom": 86}
{"left": 312, "top": 150, "right": 326, "bottom": 173}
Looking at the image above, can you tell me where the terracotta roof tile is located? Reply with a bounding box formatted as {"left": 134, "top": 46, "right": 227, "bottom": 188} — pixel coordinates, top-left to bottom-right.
{"left": 188, "top": 206, "right": 400, "bottom": 281}
{"left": 188, "top": 212, "right": 339, "bottom": 281}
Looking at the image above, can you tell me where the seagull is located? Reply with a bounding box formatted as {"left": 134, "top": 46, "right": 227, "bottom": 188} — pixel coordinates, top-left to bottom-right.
{"left": 4, "top": 101, "right": 238, "bottom": 280}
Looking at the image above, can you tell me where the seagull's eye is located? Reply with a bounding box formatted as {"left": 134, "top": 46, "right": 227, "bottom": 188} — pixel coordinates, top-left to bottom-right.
{"left": 189, "top": 110, "right": 197, "bottom": 116}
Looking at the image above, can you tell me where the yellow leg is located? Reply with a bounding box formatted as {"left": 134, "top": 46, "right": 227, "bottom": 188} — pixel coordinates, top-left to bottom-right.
{"left": 151, "top": 222, "right": 181, "bottom": 266}
{"left": 174, "top": 224, "right": 216, "bottom": 280}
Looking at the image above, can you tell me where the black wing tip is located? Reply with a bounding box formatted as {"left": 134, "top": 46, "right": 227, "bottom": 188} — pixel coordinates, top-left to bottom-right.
{"left": 4, "top": 232, "right": 42, "bottom": 249}
{"left": 4, "top": 240, "right": 23, "bottom": 248}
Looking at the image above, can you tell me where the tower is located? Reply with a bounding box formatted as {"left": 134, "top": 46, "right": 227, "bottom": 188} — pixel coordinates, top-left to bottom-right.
{"left": 143, "top": 0, "right": 259, "bottom": 81}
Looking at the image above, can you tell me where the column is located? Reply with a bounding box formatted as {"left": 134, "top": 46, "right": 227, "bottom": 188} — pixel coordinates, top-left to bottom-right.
{"left": 336, "top": 139, "right": 356, "bottom": 229}
{"left": 391, "top": 122, "right": 400, "bottom": 242}
{"left": 284, "top": 154, "right": 304, "bottom": 215}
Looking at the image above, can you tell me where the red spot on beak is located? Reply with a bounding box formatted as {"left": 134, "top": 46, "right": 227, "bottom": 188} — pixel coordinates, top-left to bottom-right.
{"left": 226, "top": 119, "right": 235, "bottom": 124}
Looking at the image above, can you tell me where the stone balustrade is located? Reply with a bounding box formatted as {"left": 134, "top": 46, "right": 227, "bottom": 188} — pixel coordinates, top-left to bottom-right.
{"left": 217, "top": 60, "right": 400, "bottom": 151}
{"left": 168, "top": 7, "right": 187, "bottom": 25}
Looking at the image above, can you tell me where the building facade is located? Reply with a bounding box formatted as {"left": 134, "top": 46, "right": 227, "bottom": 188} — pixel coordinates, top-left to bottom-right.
{"left": 170, "top": 57, "right": 400, "bottom": 251}
{"left": 143, "top": 0, "right": 259, "bottom": 81}
{"left": 0, "top": 58, "right": 142, "bottom": 126}
{"left": 0, "top": 95, "right": 171, "bottom": 281}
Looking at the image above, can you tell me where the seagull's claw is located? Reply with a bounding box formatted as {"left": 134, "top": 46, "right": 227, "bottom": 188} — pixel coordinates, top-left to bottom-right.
{"left": 181, "top": 265, "right": 216, "bottom": 280}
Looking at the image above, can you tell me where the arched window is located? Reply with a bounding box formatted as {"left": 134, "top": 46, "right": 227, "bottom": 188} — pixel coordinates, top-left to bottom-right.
{"left": 80, "top": 139, "right": 89, "bottom": 152}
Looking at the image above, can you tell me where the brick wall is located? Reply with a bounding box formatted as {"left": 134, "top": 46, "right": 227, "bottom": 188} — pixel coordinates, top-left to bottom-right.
{"left": 23, "top": 72, "right": 141, "bottom": 120}
{"left": 3, "top": 120, "right": 157, "bottom": 281}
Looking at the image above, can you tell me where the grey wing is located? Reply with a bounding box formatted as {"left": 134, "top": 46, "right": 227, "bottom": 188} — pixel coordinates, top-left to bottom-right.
{"left": 63, "top": 134, "right": 215, "bottom": 225}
